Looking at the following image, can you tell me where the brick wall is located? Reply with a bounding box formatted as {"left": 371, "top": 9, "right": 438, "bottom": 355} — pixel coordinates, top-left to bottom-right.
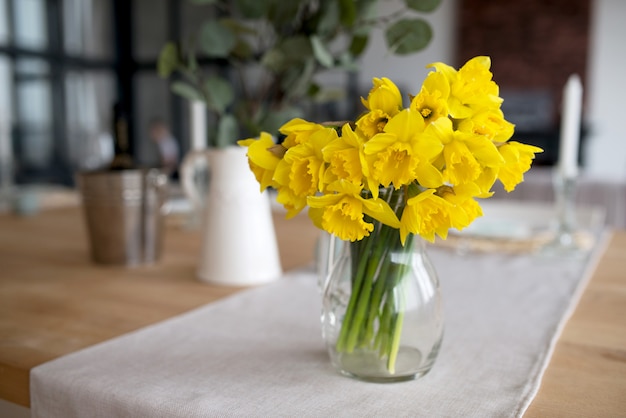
{"left": 458, "top": 0, "right": 590, "bottom": 129}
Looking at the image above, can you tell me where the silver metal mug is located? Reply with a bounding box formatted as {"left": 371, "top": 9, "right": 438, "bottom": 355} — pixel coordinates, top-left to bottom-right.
{"left": 76, "top": 168, "right": 168, "bottom": 266}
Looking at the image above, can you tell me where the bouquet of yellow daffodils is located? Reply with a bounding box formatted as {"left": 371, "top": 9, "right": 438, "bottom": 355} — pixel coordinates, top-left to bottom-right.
{"left": 240, "top": 56, "right": 542, "bottom": 374}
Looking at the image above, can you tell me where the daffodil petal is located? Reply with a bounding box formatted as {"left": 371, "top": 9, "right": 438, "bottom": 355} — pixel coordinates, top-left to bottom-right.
{"left": 362, "top": 198, "right": 401, "bottom": 228}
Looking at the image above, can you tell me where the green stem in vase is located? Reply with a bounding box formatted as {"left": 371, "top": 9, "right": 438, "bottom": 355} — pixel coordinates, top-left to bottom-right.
{"left": 376, "top": 291, "right": 394, "bottom": 356}
{"left": 384, "top": 233, "right": 414, "bottom": 372}
{"left": 344, "top": 226, "right": 391, "bottom": 352}
{"left": 362, "top": 231, "right": 394, "bottom": 345}
{"left": 387, "top": 306, "right": 404, "bottom": 374}
{"left": 335, "top": 234, "right": 376, "bottom": 352}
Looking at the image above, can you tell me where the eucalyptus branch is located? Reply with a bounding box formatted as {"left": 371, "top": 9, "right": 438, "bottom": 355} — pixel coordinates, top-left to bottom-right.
{"left": 358, "top": 8, "right": 408, "bottom": 28}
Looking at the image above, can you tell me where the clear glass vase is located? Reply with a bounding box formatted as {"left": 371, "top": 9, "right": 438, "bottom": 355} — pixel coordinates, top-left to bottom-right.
{"left": 321, "top": 218, "right": 444, "bottom": 382}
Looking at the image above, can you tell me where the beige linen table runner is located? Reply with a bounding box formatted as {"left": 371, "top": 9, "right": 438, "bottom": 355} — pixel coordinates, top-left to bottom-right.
{"left": 30, "top": 236, "right": 607, "bottom": 417}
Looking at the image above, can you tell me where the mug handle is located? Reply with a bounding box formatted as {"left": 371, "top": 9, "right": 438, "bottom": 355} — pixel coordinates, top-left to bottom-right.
{"left": 179, "top": 149, "right": 211, "bottom": 210}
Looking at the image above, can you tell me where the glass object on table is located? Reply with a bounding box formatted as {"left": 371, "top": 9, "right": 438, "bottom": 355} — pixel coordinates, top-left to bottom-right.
{"left": 321, "top": 191, "right": 444, "bottom": 382}
{"left": 179, "top": 149, "right": 210, "bottom": 228}
{"left": 541, "top": 170, "right": 591, "bottom": 257}
{"left": 316, "top": 231, "right": 344, "bottom": 292}
{"left": 179, "top": 101, "right": 210, "bottom": 229}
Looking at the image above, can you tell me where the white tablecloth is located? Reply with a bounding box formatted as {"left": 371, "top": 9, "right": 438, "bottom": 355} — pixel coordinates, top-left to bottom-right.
{"left": 30, "top": 236, "right": 608, "bottom": 418}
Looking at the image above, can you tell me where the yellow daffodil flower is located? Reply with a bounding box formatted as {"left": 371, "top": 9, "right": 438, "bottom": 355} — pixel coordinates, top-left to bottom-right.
{"left": 458, "top": 108, "right": 515, "bottom": 143}
{"left": 497, "top": 141, "right": 543, "bottom": 192}
{"left": 410, "top": 71, "right": 450, "bottom": 123}
{"left": 237, "top": 132, "right": 280, "bottom": 191}
{"left": 356, "top": 77, "right": 403, "bottom": 139}
{"left": 400, "top": 189, "right": 453, "bottom": 244}
{"left": 279, "top": 118, "right": 327, "bottom": 149}
{"left": 425, "top": 117, "right": 504, "bottom": 189}
{"left": 363, "top": 109, "right": 443, "bottom": 195}
{"left": 361, "top": 77, "right": 403, "bottom": 116}
{"left": 437, "top": 183, "right": 484, "bottom": 231}
{"left": 355, "top": 109, "right": 389, "bottom": 139}
{"left": 474, "top": 166, "right": 499, "bottom": 197}
{"left": 273, "top": 127, "right": 337, "bottom": 217}
{"left": 428, "top": 56, "right": 501, "bottom": 120}
{"left": 308, "top": 181, "right": 401, "bottom": 242}
{"left": 322, "top": 124, "right": 366, "bottom": 187}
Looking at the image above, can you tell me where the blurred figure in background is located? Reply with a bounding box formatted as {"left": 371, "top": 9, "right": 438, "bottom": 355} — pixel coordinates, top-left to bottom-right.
{"left": 149, "top": 118, "right": 180, "bottom": 179}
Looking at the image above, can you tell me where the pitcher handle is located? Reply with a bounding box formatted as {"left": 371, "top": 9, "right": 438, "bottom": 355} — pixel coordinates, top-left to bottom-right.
{"left": 180, "top": 149, "right": 211, "bottom": 209}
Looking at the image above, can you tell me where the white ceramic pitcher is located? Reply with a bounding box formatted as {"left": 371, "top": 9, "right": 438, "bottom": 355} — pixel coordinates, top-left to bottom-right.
{"left": 180, "top": 146, "right": 282, "bottom": 285}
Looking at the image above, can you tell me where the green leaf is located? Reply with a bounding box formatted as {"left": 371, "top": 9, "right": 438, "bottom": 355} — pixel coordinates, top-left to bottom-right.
{"left": 315, "top": 0, "right": 340, "bottom": 36}
{"left": 200, "top": 20, "right": 236, "bottom": 58}
{"left": 385, "top": 19, "right": 433, "bottom": 55}
{"left": 220, "top": 18, "right": 257, "bottom": 35}
{"left": 215, "top": 114, "right": 239, "bottom": 148}
{"left": 235, "top": 0, "right": 267, "bottom": 18}
{"left": 311, "top": 36, "right": 334, "bottom": 68}
{"left": 171, "top": 81, "right": 204, "bottom": 102}
{"left": 187, "top": 48, "right": 198, "bottom": 73}
{"left": 262, "top": 36, "right": 312, "bottom": 73}
{"left": 280, "top": 36, "right": 313, "bottom": 60}
{"left": 354, "top": 0, "right": 379, "bottom": 35}
{"left": 405, "top": 0, "right": 441, "bottom": 13}
{"left": 203, "top": 75, "right": 234, "bottom": 114}
{"left": 338, "top": 0, "right": 357, "bottom": 26}
{"left": 349, "top": 34, "right": 369, "bottom": 57}
{"left": 267, "top": 1, "right": 302, "bottom": 28}
{"left": 157, "top": 42, "right": 179, "bottom": 78}
{"left": 337, "top": 51, "right": 359, "bottom": 71}
{"left": 230, "top": 38, "right": 253, "bottom": 59}
{"left": 281, "top": 59, "right": 316, "bottom": 99}
{"left": 261, "top": 48, "right": 287, "bottom": 73}
{"left": 307, "top": 83, "right": 321, "bottom": 98}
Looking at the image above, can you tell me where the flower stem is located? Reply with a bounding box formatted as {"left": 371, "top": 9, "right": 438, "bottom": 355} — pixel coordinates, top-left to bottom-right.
{"left": 387, "top": 307, "right": 404, "bottom": 374}
{"left": 344, "top": 226, "right": 391, "bottom": 352}
{"left": 362, "top": 252, "right": 392, "bottom": 345}
{"left": 384, "top": 233, "right": 413, "bottom": 373}
{"left": 335, "top": 233, "right": 375, "bottom": 352}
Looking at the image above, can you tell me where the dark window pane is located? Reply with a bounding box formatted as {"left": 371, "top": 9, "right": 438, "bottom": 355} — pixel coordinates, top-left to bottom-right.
{"left": 15, "top": 58, "right": 52, "bottom": 182}
{"left": 13, "top": 0, "right": 47, "bottom": 50}
{"left": 134, "top": 0, "right": 167, "bottom": 61}
{"left": 64, "top": 0, "right": 114, "bottom": 59}
{"left": 135, "top": 73, "right": 170, "bottom": 167}
{"left": 0, "top": 0, "right": 9, "bottom": 45}
{"left": 65, "top": 71, "right": 116, "bottom": 170}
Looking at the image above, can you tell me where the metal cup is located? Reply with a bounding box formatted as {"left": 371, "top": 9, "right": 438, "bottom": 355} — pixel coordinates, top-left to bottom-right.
{"left": 76, "top": 168, "right": 168, "bottom": 266}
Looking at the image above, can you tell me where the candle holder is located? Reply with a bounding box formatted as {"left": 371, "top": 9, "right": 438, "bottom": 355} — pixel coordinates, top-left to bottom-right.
{"left": 540, "top": 170, "right": 587, "bottom": 256}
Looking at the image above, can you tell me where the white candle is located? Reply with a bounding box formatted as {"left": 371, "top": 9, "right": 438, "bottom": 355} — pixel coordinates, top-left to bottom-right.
{"left": 558, "top": 74, "right": 583, "bottom": 178}
{"left": 190, "top": 101, "right": 207, "bottom": 151}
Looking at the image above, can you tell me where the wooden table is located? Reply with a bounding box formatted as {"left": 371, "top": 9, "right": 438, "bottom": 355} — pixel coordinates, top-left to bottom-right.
{"left": 1, "top": 207, "right": 625, "bottom": 415}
